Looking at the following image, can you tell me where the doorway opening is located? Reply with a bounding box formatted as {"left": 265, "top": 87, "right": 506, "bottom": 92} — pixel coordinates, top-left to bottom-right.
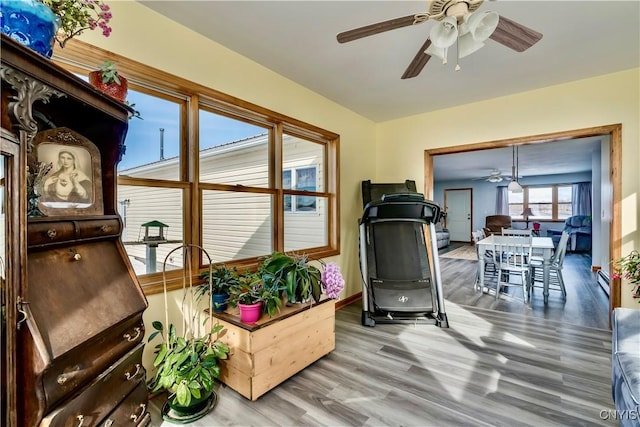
{"left": 424, "top": 124, "right": 622, "bottom": 315}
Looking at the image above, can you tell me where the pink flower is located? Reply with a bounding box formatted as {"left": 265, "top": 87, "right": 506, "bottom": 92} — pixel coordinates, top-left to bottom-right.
{"left": 49, "top": 0, "right": 114, "bottom": 47}
{"left": 612, "top": 273, "right": 621, "bottom": 280}
{"left": 321, "top": 262, "right": 345, "bottom": 299}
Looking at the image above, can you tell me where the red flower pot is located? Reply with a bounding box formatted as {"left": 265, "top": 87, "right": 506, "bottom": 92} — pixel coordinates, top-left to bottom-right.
{"left": 88, "top": 71, "right": 128, "bottom": 102}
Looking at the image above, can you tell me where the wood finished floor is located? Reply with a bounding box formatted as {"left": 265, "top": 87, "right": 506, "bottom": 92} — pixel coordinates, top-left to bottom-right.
{"left": 149, "top": 303, "right": 614, "bottom": 426}
{"left": 439, "top": 243, "right": 610, "bottom": 329}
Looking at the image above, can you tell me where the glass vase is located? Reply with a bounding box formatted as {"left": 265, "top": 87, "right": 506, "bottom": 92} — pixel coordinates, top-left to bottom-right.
{"left": 0, "top": 0, "right": 60, "bottom": 58}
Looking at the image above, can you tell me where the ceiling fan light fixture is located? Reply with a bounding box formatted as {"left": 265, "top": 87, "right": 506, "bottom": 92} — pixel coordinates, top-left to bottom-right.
{"left": 429, "top": 16, "right": 458, "bottom": 48}
{"left": 458, "top": 33, "right": 485, "bottom": 58}
{"left": 424, "top": 43, "right": 449, "bottom": 63}
{"left": 465, "top": 10, "right": 499, "bottom": 42}
{"left": 487, "top": 175, "right": 503, "bottom": 183}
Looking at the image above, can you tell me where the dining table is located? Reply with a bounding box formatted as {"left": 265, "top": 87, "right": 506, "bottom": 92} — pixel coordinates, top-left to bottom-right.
{"left": 476, "top": 234, "right": 556, "bottom": 303}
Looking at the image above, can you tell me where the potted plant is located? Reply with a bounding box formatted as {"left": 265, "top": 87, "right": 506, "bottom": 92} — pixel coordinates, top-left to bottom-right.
{"left": 41, "top": 0, "right": 113, "bottom": 48}
{"left": 89, "top": 60, "right": 128, "bottom": 102}
{"left": 147, "top": 322, "right": 230, "bottom": 416}
{"left": 259, "top": 251, "right": 323, "bottom": 304}
{"left": 612, "top": 250, "right": 640, "bottom": 301}
{"left": 147, "top": 244, "right": 231, "bottom": 422}
{"left": 196, "top": 263, "right": 240, "bottom": 313}
{"left": 227, "top": 271, "right": 284, "bottom": 324}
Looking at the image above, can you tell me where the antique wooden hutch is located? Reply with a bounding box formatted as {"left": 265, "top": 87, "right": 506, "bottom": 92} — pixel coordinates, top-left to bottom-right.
{"left": 1, "top": 34, "right": 149, "bottom": 426}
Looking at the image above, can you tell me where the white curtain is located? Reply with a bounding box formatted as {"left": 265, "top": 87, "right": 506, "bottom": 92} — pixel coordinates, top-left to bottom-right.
{"left": 495, "top": 186, "right": 509, "bottom": 215}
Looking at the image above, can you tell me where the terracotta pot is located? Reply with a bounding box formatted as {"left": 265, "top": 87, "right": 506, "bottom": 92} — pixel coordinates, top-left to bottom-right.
{"left": 88, "top": 71, "right": 128, "bottom": 102}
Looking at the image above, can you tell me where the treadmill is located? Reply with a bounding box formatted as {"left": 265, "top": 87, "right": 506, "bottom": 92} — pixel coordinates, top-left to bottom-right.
{"left": 359, "top": 180, "right": 449, "bottom": 328}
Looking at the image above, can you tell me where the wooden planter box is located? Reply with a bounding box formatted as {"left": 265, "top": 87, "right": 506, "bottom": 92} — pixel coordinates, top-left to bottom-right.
{"left": 211, "top": 299, "right": 335, "bottom": 400}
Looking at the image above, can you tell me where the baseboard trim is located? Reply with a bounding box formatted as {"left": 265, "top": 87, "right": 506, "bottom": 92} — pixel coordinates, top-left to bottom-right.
{"left": 335, "top": 292, "right": 361, "bottom": 310}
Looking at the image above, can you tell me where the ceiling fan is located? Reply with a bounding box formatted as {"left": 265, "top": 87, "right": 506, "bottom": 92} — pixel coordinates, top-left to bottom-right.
{"left": 472, "top": 169, "right": 509, "bottom": 183}
{"left": 336, "top": 0, "right": 543, "bottom": 79}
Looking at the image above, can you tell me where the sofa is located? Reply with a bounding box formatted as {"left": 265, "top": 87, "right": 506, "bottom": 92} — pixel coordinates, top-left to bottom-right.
{"left": 435, "top": 223, "right": 450, "bottom": 249}
{"left": 483, "top": 215, "right": 512, "bottom": 236}
{"left": 547, "top": 215, "right": 592, "bottom": 251}
{"left": 612, "top": 308, "right": 640, "bottom": 426}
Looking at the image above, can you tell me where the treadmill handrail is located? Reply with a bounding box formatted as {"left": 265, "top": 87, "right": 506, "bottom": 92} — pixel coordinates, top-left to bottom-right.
{"left": 361, "top": 194, "right": 442, "bottom": 225}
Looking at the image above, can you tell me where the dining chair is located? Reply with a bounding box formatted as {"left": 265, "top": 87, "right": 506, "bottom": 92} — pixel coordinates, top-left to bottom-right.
{"left": 502, "top": 228, "right": 533, "bottom": 237}
{"left": 472, "top": 231, "right": 496, "bottom": 291}
{"left": 492, "top": 236, "right": 532, "bottom": 302}
{"left": 529, "top": 231, "right": 570, "bottom": 299}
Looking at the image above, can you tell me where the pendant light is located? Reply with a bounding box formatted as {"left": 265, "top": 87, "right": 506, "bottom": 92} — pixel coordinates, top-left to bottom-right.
{"left": 508, "top": 145, "right": 523, "bottom": 193}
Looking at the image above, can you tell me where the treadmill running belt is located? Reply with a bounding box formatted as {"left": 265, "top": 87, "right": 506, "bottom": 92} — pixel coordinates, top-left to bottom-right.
{"left": 372, "top": 222, "right": 429, "bottom": 280}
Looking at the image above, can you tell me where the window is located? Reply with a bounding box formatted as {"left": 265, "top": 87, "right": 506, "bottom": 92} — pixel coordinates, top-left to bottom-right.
{"left": 528, "top": 187, "right": 553, "bottom": 219}
{"left": 509, "top": 184, "right": 573, "bottom": 220}
{"left": 283, "top": 166, "right": 318, "bottom": 213}
{"left": 55, "top": 42, "right": 340, "bottom": 293}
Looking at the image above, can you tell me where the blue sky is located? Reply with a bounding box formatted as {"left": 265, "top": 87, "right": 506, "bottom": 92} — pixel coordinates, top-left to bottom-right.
{"left": 119, "top": 89, "right": 265, "bottom": 171}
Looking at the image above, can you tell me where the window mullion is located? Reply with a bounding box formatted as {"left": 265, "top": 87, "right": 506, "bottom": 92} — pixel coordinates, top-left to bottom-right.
{"left": 552, "top": 185, "right": 558, "bottom": 220}
{"left": 273, "top": 123, "right": 284, "bottom": 252}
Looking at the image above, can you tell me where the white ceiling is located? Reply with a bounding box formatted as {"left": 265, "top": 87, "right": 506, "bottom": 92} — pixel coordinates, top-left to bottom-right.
{"left": 137, "top": 1, "right": 636, "bottom": 180}
{"left": 432, "top": 137, "right": 602, "bottom": 181}
{"left": 139, "top": 0, "right": 640, "bottom": 122}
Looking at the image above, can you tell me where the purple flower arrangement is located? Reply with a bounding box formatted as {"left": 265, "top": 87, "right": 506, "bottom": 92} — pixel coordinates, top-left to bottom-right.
{"left": 321, "top": 262, "right": 345, "bottom": 299}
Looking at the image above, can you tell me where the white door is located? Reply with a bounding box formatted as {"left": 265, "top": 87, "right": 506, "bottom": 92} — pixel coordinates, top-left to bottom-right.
{"left": 445, "top": 189, "right": 472, "bottom": 242}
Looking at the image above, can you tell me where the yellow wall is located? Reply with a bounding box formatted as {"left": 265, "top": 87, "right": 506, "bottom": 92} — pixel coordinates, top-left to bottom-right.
{"left": 77, "top": 1, "right": 639, "bottom": 346}
{"left": 376, "top": 69, "right": 640, "bottom": 307}
{"left": 75, "top": 0, "right": 376, "bottom": 367}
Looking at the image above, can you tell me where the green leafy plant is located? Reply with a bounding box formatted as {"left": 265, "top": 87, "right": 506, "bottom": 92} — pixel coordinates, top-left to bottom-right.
{"left": 259, "top": 252, "right": 322, "bottom": 304}
{"left": 612, "top": 250, "right": 640, "bottom": 301}
{"left": 97, "top": 60, "right": 120, "bottom": 84}
{"left": 196, "top": 264, "right": 240, "bottom": 299}
{"left": 40, "top": 0, "right": 113, "bottom": 48}
{"left": 125, "top": 101, "right": 143, "bottom": 120}
{"left": 147, "top": 322, "right": 230, "bottom": 407}
{"left": 227, "top": 271, "right": 284, "bottom": 317}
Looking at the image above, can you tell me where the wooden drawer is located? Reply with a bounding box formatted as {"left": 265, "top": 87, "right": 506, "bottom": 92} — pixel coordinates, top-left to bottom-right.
{"left": 99, "top": 381, "right": 149, "bottom": 426}
{"left": 41, "top": 314, "right": 145, "bottom": 410}
{"left": 40, "top": 343, "right": 145, "bottom": 427}
{"left": 28, "top": 220, "right": 77, "bottom": 246}
{"left": 27, "top": 240, "right": 147, "bottom": 360}
{"left": 28, "top": 217, "right": 121, "bottom": 248}
{"left": 77, "top": 218, "right": 120, "bottom": 240}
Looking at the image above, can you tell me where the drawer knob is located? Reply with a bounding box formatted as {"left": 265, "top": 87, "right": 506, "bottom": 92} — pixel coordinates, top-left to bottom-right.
{"left": 130, "top": 403, "right": 146, "bottom": 423}
{"left": 123, "top": 327, "right": 141, "bottom": 342}
{"left": 73, "top": 253, "right": 82, "bottom": 261}
{"left": 100, "top": 224, "right": 111, "bottom": 233}
{"left": 125, "top": 363, "right": 142, "bottom": 381}
{"left": 57, "top": 374, "right": 68, "bottom": 385}
{"left": 76, "top": 415, "right": 84, "bottom": 427}
{"left": 103, "top": 420, "right": 114, "bottom": 427}
{"left": 47, "top": 229, "right": 57, "bottom": 239}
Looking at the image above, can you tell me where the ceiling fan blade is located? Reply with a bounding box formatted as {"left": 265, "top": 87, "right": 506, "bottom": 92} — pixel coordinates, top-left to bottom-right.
{"left": 489, "top": 15, "right": 543, "bottom": 52}
{"left": 401, "top": 39, "right": 433, "bottom": 79}
{"left": 337, "top": 14, "right": 421, "bottom": 44}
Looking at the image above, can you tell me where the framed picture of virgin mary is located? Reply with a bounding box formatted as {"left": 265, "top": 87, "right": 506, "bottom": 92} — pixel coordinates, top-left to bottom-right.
{"left": 32, "top": 127, "right": 104, "bottom": 217}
